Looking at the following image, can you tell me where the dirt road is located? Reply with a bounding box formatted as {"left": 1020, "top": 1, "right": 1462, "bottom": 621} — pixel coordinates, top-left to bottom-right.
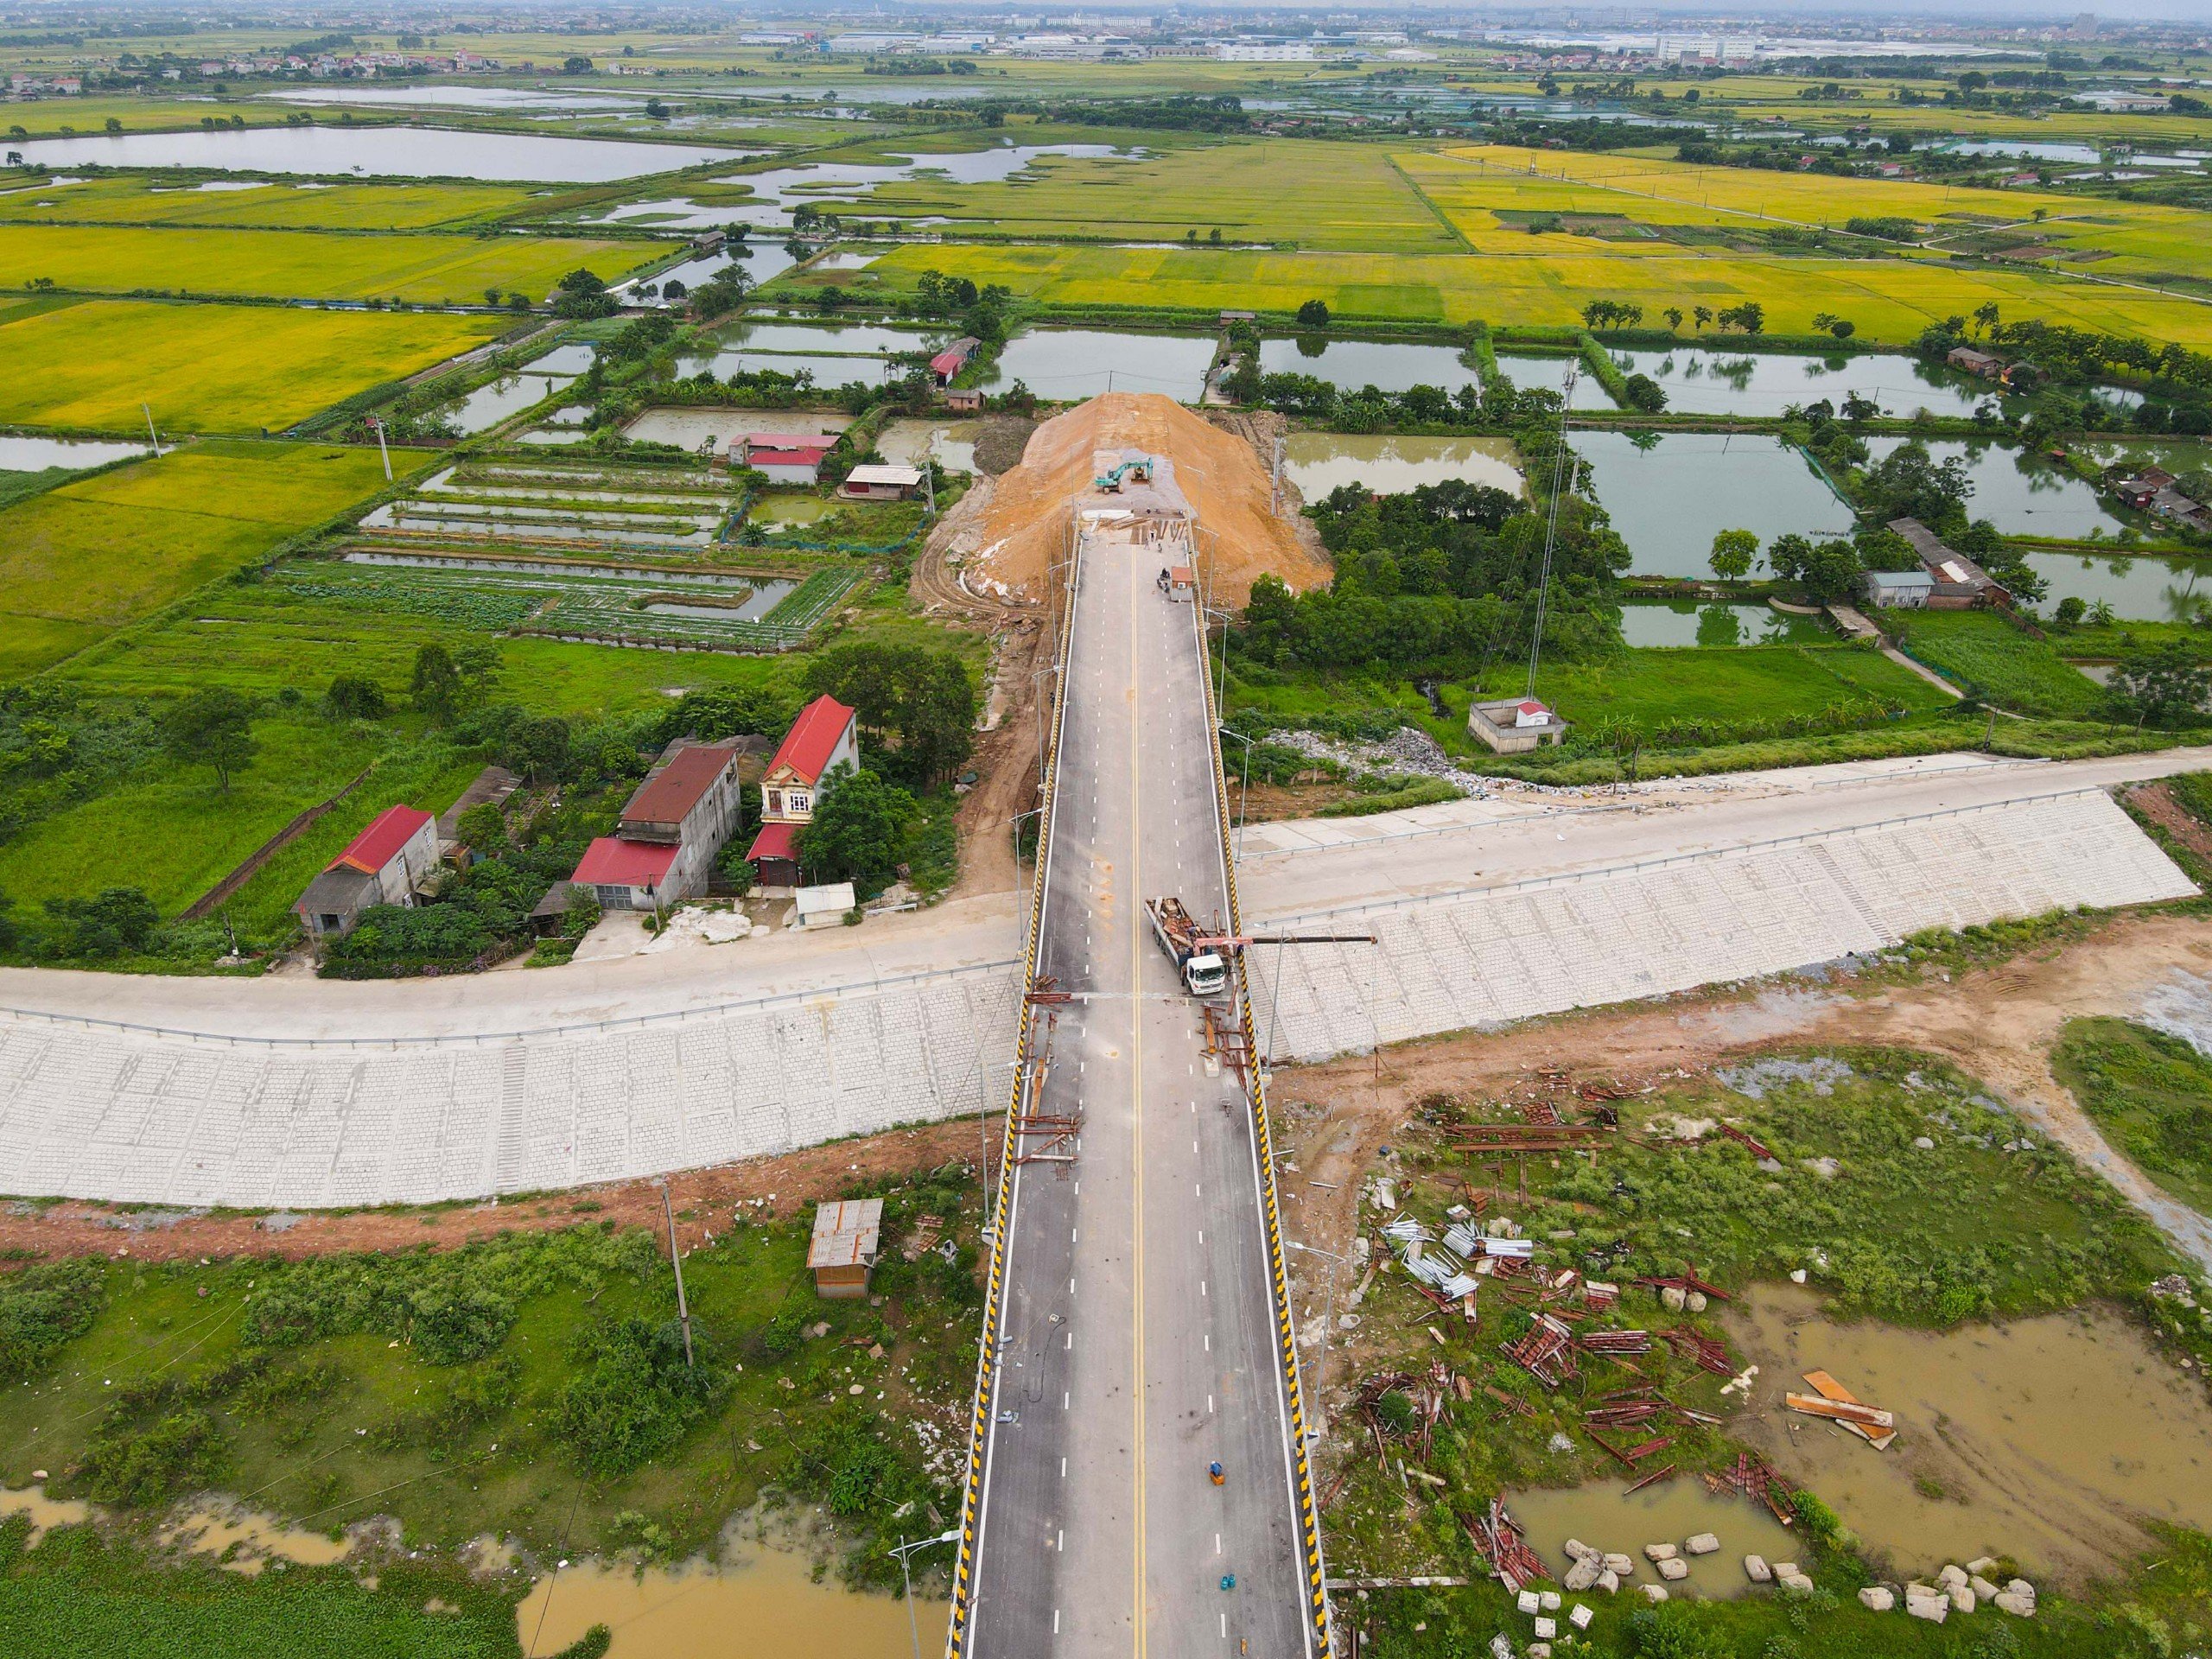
{"left": 1271, "top": 908, "right": 2212, "bottom": 1273}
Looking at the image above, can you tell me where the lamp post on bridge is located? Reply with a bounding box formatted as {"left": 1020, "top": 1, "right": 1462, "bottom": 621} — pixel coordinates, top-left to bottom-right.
{"left": 887, "top": 1530, "right": 960, "bottom": 1659}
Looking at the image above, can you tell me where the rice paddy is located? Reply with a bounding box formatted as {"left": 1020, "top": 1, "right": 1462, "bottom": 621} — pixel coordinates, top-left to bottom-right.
{"left": 0, "top": 174, "right": 543, "bottom": 230}
{"left": 0, "top": 222, "right": 649, "bottom": 304}
{"left": 0, "top": 438, "right": 418, "bottom": 676}
{"left": 0, "top": 298, "right": 508, "bottom": 431}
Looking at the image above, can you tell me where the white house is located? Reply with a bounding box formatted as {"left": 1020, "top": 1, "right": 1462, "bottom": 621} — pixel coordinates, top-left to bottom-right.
{"left": 736, "top": 434, "right": 838, "bottom": 487}
{"left": 746, "top": 695, "right": 860, "bottom": 889}
{"left": 569, "top": 740, "right": 745, "bottom": 910}
{"left": 296, "top": 804, "right": 439, "bottom": 938}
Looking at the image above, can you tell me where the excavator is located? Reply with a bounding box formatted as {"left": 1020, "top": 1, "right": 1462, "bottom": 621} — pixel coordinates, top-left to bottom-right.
{"left": 1093, "top": 454, "right": 1155, "bottom": 493}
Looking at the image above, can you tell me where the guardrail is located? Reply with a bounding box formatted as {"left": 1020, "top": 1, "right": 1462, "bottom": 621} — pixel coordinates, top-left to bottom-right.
{"left": 1193, "top": 573, "right": 1334, "bottom": 1656}
{"left": 943, "top": 518, "right": 1082, "bottom": 1659}
{"left": 0, "top": 957, "right": 1021, "bottom": 1054}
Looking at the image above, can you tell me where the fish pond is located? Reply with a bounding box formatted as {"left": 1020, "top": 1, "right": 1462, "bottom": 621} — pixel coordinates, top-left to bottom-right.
{"left": 1280, "top": 433, "right": 1524, "bottom": 499}
{"left": 1574, "top": 431, "right": 1856, "bottom": 578}
{"left": 1864, "top": 436, "right": 2126, "bottom": 540}
{"left": 979, "top": 327, "right": 1215, "bottom": 402}
{"left": 1576, "top": 348, "right": 2005, "bottom": 420}
{"left": 1618, "top": 601, "right": 1834, "bottom": 648}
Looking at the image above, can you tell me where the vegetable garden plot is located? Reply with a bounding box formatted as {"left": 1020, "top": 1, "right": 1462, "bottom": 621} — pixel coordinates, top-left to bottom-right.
{"left": 276, "top": 559, "right": 861, "bottom": 652}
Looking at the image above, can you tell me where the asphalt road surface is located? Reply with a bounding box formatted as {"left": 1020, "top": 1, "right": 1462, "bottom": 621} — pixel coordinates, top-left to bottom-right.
{"left": 965, "top": 524, "right": 1313, "bottom": 1656}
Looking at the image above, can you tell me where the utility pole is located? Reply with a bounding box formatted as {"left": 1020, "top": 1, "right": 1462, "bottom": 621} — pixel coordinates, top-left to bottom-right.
{"left": 887, "top": 1532, "right": 959, "bottom": 1659}
{"left": 142, "top": 404, "right": 162, "bottom": 459}
{"left": 659, "top": 1183, "right": 695, "bottom": 1368}
{"left": 367, "top": 415, "right": 392, "bottom": 482}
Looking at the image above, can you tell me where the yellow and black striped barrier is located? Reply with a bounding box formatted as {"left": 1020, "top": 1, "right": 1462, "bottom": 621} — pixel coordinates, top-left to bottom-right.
{"left": 1192, "top": 584, "right": 1335, "bottom": 1657}
{"left": 942, "top": 533, "right": 1085, "bottom": 1659}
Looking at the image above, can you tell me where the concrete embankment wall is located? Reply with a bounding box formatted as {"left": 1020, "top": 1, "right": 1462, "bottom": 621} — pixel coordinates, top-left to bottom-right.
{"left": 0, "top": 965, "right": 1020, "bottom": 1210}
{"left": 1247, "top": 789, "right": 2196, "bottom": 1065}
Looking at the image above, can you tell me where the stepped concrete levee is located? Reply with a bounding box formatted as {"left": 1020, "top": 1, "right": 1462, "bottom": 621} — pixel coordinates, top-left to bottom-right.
{"left": 1244, "top": 788, "right": 2195, "bottom": 1064}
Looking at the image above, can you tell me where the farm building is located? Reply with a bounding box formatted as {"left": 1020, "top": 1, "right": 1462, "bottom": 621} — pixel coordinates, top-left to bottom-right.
{"left": 944, "top": 386, "right": 985, "bottom": 412}
{"left": 1947, "top": 346, "right": 2005, "bottom": 380}
{"left": 1888, "top": 518, "right": 2011, "bottom": 608}
{"left": 1859, "top": 568, "right": 1936, "bottom": 608}
{"left": 1468, "top": 697, "right": 1567, "bottom": 754}
{"left": 435, "top": 763, "right": 521, "bottom": 866}
{"left": 839, "top": 463, "right": 924, "bottom": 501}
{"left": 809, "top": 1198, "right": 883, "bottom": 1298}
{"left": 569, "top": 739, "right": 746, "bottom": 911}
{"left": 931, "top": 336, "right": 981, "bottom": 385}
{"left": 2113, "top": 467, "right": 2176, "bottom": 509}
{"left": 295, "top": 804, "right": 439, "bottom": 939}
{"left": 735, "top": 434, "right": 837, "bottom": 486}
{"left": 747, "top": 694, "right": 860, "bottom": 890}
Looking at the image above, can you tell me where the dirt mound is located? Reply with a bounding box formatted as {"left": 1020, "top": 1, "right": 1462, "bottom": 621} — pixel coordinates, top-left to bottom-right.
{"left": 963, "top": 392, "right": 1330, "bottom": 604}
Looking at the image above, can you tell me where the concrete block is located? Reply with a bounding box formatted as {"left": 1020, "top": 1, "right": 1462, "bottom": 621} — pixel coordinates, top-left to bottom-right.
{"left": 1859, "top": 1586, "right": 1897, "bottom": 1611}
{"left": 1639, "top": 1584, "right": 1669, "bottom": 1604}
{"left": 1534, "top": 1618, "right": 1557, "bottom": 1640}
{"left": 1906, "top": 1594, "right": 1949, "bottom": 1624}
{"left": 1993, "top": 1591, "right": 2036, "bottom": 1618}
{"left": 1658, "top": 1558, "right": 1690, "bottom": 1582}
{"left": 1604, "top": 1554, "right": 1636, "bottom": 1577}
{"left": 1684, "top": 1290, "right": 1708, "bottom": 1313}
{"left": 1490, "top": 1636, "right": 1514, "bottom": 1659}
{"left": 1743, "top": 1555, "right": 1771, "bottom": 1584}
{"left": 1516, "top": 1590, "right": 1541, "bottom": 1615}
{"left": 1529, "top": 1647, "right": 1550, "bottom": 1659}
{"left": 1970, "top": 1576, "right": 2000, "bottom": 1602}
{"left": 1564, "top": 1538, "right": 1597, "bottom": 1563}
{"left": 1966, "top": 1556, "right": 1998, "bottom": 1577}
{"left": 2005, "top": 1579, "right": 2036, "bottom": 1599}
{"left": 1684, "top": 1532, "right": 1719, "bottom": 1556}
{"left": 1538, "top": 1591, "right": 1560, "bottom": 1612}
{"left": 1569, "top": 1605, "right": 1593, "bottom": 1630}
{"left": 1780, "top": 1573, "right": 1815, "bottom": 1596}
{"left": 1949, "top": 1586, "right": 1976, "bottom": 1614}
{"left": 1937, "top": 1564, "right": 1968, "bottom": 1589}
{"left": 1563, "top": 1557, "right": 1601, "bottom": 1592}
{"left": 1660, "top": 1285, "right": 1687, "bottom": 1311}
{"left": 1771, "top": 1562, "right": 1800, "bottom": 1580}
{"left": 1596, "top": 1569, "right": 1620, "bottom": 1593}
{"left": 1643, "top": 1542, "right": 1679, "bottom": 1562}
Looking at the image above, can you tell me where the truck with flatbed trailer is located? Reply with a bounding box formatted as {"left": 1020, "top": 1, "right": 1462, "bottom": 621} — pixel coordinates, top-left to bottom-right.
{"left": 1145, "top": 896, "right": 1228, "bottom": 996}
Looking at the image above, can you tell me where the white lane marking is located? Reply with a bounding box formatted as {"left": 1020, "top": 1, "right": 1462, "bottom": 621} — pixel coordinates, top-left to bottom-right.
{"left": 1202, "top": 1280, "right": 1208, "bottom": 1297}
{"left": 1209, "top": 1394, "right": 1215, "bottom": 1413}
{"left": 1065, "top": 1392, "right": 1071, "bottom": 1408}
{"left": 1072, "top": 1227, "right": 1078, "bottom": 1243}
{"left": 1216, "top": 1534, "right": 1221, "bottom": 1554}
{"left": 1198, "top": 1230, "right": 1204, "bottom": 1244}
{"left": 1061, "top": 1458, "right": 1067, "bottom": 1478}
{"left": 1195, "top": 1183, "right": 1202, "bottom": 1198}
{"left": 1071, "top": 1278, "right": 1077, "bottom": 1295}
{"left": 1065, "top": 1331, "right": 1072, "bottom": 1349}
{"left": 1220, "top": 1614, "right": 1227, "bottom": 1638}
{"left": 1055, "top": 1610, "right": 1061, "bottom": 1635}
{"left": 1205, "top": 1332, "right": 1211, "bottom": 1351}
{"left": 1193, "top": 1140, "right": 1199, "bottom": 1154}
{"left": 1058, "top": 1529, "right": 1065, "bottom": 1551}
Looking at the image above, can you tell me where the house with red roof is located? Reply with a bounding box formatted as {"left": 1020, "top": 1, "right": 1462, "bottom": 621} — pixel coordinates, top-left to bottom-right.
{"left": 295, "top": 804, "right": 439, "bottom": 939}
{"left": 734, "top": 433, "right": 839, "bottom": 486}
{"left": 570, "top": 739, "right": 747, "bottom": 911}
{"left": 930, "top": 336, "right": 980, "bottom": 386}
{"left": 746, "top": 694, "right": 860, "bottom": 890}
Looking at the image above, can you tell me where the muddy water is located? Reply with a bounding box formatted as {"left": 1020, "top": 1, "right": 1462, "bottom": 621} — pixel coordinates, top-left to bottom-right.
{"left": 0, "top": 1488, "right": 349, "bottom": 1573}
{"left": 1281, "top": 434, "right": 1524, "bottom": 499}
{"left": 1724, "top": 1283, "right": 2212, "bottom": 1584}
{"left": 515, "top": 1545, "right": 943, "bottom": 1659}
{"left": 1509, "top": 1478, "right": 1801, "bottom": 1599}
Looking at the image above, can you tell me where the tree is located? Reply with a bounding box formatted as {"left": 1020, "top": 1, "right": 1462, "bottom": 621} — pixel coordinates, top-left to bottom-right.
{"left": 1972, "top": 302, "right": 2001, "bottom": 338}
{"left": 42, "top": 887, "right": 159, "bottom": 958}
{"left": 161, "top": 688, "right": 255, "bottom": 791}
{"left": 1663, "top": 307, "right": 1684, "bottom": 333}
{"left": 454, "top": 802, "right": 508, "bottom": 856}
{"left": 2108, "top": 640, "right": 2210, "bottom": 728}
{"left": 2054, "top": 595, "right": 2087, "bottom": 628}
{"left": 1692, "top": 305, "right": 1713, "bottom": 333}
{"left": 501, "top": 716, "right": 570, "bottom": 783}
{"left": 562, "top": 54, "right": 593, "bottom": 73}
{"left": 1708, "top": 528, "right": 1758, "bottom": 582}
{"left": 553, "top": 267, "right": 613, "bottom": 321}
{"left": 798, "top": 764, "right": 915, "bottom": 887}
{"left": 410, "top": 644, "right": 462, "bottom": 722}
{"left": 1619, "top": 372, "right": 1667, "bottom": 413}
{"left": 1294, "top": 299, "right": 1331, "bottom": 328}
{"left": 1766, "top": 533, "right": 1862, "bottom": 604}
{"left": 1716, "top": 302, "right": 1765, "bottom": 335}
{"left": 804, "top": 643, "right": 976, "bottom": 786}
{"left": 324, "top": 674, "right": 386, "bottom": 721}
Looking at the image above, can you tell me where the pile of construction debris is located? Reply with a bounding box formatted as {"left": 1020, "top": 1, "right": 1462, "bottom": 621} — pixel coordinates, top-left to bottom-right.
{"left": 1859, "top": 1559, "right": 2037, "bottom": 1623}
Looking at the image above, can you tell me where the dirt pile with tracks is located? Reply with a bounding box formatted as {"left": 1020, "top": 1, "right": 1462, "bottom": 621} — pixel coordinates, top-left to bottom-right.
{"left": 962, "top": 391, "right": 1329, "bottom": 605}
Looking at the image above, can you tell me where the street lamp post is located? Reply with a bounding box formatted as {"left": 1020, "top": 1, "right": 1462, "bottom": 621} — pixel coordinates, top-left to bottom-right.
{"left": 1287, "top": 1239, "right": 1350, "bottom": 1404}
{"left": 888, "top": 1529, "right": 961, "bottom": 1659}
{"left": 1217, "top": 725, "right": 1254, "bottom": 864}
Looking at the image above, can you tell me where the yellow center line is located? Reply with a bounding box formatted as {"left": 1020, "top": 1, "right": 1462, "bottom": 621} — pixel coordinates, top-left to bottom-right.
{"left": 1128, "top": 546, "right": 1147, "bottom": 1659}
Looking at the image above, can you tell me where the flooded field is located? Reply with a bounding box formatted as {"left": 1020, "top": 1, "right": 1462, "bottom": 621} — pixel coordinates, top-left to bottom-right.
{"left": 1620, "top": 601, "right": 1833, "bottom": 648}
{"left": 1281, "top": 433, "right": 1523, "bottom": 499}
{"left": 0, "top": 1487, "right": 350, "bottom": 1574}
{"left": 1510, "top": 1478, "right": 1802, "bottom": 1600}
{"left": 877, "top": 416, "right": 981, "bottom": 475}
{"left": 1864, "top": 436, "right": 2126, "bottom": 540}
{"left": 1725, "top": 1283, "right": 2212, "bottom": 1583}
{"left": 442, "top": 371, "right": 575, "bottom": 436}
{"left": 620, "top": 407, "right": 851, "bottom": 448}
{"left": 10, "top": 125, "right": 743, "bottom": 182}
{"left": 0, "top": 433, "right": 148, "bottom": 471}
{"left": 1576, "top": 431, "right": 1857, "bottom": 577}
{"left": 515, "top": 1542, "right": 944, "bottom": 1659}
{"left": 979, "top": 327, "right": 1215, "bottom": 402}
